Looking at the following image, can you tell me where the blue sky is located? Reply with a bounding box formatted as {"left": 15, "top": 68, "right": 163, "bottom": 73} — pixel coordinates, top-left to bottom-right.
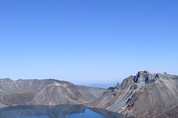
{"left": 0, "top": 0, "right": 178, "bottom": 85}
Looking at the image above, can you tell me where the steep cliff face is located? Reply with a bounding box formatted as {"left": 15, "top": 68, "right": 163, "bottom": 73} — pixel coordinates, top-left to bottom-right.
{"left": 88, "top": 71, "right": 178, "bottom": 118}
{"left": 0, "top": 78, "right": 106, "bottom": 107}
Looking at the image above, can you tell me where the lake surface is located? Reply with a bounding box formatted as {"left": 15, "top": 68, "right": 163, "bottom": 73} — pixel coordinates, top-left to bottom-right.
{"left": 0, "top": 105, "right": 125, "bottom": 118}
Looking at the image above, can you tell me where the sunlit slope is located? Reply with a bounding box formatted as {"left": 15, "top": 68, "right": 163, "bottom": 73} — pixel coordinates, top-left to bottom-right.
{"left": 0, "top": 78, "right": 106, "bottom": 107}
{"left": 88, "top": 71, "right": 178, "bottom": 118}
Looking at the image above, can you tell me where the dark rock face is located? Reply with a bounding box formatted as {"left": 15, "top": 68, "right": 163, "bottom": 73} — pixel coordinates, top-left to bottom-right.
{"left": 0, "top": 78, "right": 106, "bottom": 108}
{"left": 133, "top": 70, "right": 156, "bottom": 84}
{"left": 88, "top": 71, "right": 178, "bottom": 118}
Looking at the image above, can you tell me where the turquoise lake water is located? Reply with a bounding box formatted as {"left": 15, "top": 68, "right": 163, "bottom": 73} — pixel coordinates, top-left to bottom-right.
{"left": 0, "top": 105, "right": 125, "bottom": 118}
{"left": 14, "top": 109, "right": 106, "bottom": 118}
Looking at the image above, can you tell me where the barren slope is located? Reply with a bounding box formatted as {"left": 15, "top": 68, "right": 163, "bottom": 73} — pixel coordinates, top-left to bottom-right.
{"left": 0, "top": 78, "right": 106, "bottom": 107}
{"left": 88, "top": 71, "right": 178, "bottom": 118}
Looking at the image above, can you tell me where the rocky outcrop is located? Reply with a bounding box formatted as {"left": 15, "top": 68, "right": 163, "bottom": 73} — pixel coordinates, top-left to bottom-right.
{"left": 0, "top": 78, "right": 106, "bottom": 107}
{"left": 88, "top": 70, "right": 178, "bottom": 118}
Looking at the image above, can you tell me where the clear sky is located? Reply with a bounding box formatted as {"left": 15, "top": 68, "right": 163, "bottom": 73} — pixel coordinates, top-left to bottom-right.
{"left": 0, "top": 0, "right": 178, "bottom": 85}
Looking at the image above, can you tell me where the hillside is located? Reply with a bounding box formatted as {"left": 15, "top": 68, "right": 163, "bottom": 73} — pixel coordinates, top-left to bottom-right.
{"left": 0, "top": 78, "right": 106, "bottom": 107}
{"left": 88, "top": 71, "right": 178, "bottom": 118}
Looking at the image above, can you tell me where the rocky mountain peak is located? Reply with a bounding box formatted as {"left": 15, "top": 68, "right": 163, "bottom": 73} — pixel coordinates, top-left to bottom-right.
{"left": 137, "top": 70, "right": 153, "bottom": 75}
{"left": 133, "top": 70, "right": 156, "bottom": 84}
{"left": 0, "top": 78, "right": 11, "bottom": 81}
{"left": 88, "top": 71, "right": 178, "bottom": 118}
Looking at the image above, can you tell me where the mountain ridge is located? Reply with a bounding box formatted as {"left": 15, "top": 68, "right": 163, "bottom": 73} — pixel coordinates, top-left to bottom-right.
{"left": 88, "top": 70, "right": 178, "bottom": 118}
{"left": 0, "top": 78, "right": 106, "bottom": 108}
{"left": 1, "top": 71, "right": 178, "bottom": 118}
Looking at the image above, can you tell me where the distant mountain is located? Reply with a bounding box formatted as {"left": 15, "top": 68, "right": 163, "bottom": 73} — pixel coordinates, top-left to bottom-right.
{"left": 88, "top": 70, "right": 178, "bottom": 118}
{"left": 80, "top": 82, "right": 118, "bottom": 88}
{"left": 0, "top": 78, "right": 106, "bottom": 107}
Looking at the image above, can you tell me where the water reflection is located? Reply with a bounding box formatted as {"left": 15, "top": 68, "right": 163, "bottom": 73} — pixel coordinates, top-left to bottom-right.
{"left": 0, "top": 105, "right": 125, "bottom": 118}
